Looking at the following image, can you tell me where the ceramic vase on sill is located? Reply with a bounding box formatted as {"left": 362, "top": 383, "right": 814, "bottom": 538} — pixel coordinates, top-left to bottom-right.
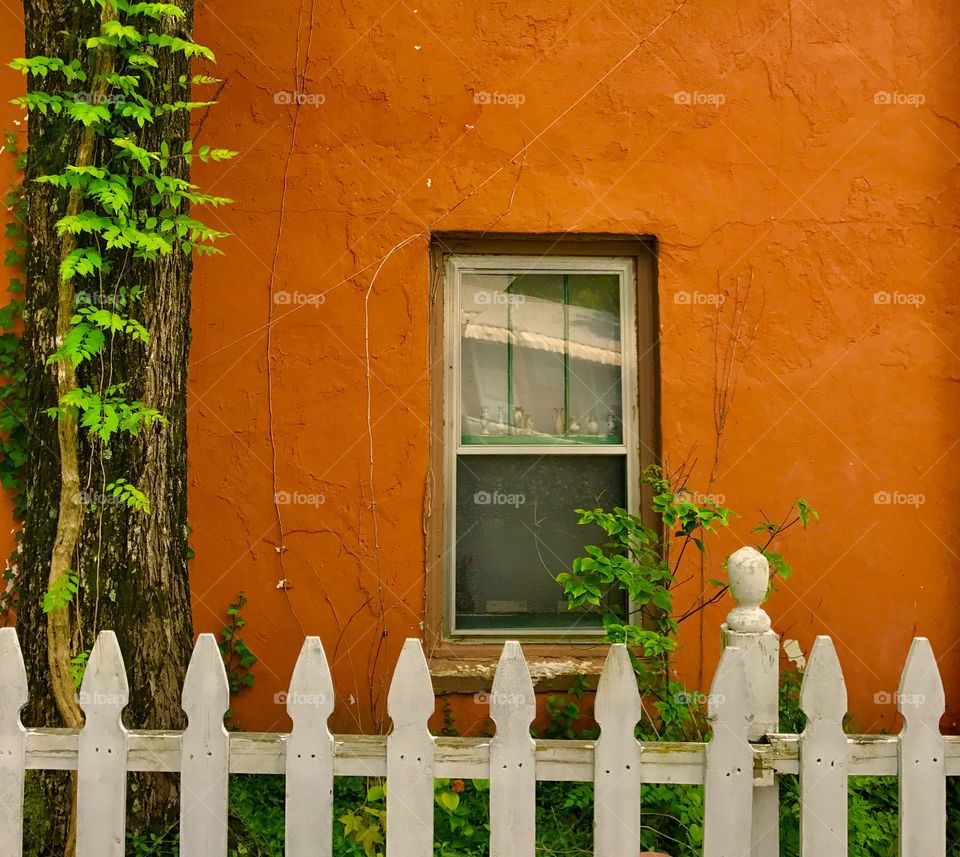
{"left": 552, "top": 407, "right": 565, "bottom": 436}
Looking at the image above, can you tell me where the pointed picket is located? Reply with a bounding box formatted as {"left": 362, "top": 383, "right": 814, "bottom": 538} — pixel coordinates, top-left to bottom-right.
{"left": 799, "top": 636, "right": 848, "bottom": 857}
{"left": 0, "top": 628, "right": 27, "bottom": 857}
{"left": 180, "top": 633, "right": 230, "bottom": 857}
{"left": 489, "top": 641, "right": 536, "bottom": 857}
{"left": 898, "top": 637, "right": 945, "bottom": 857}
{"left": 285, "top": 636, "right": 335, "bottom": 857}
{"left": 386, "top": 639, "right": 435, "bottom": 857}
{"left": 593, "top": 645, "right": 642, "bottom": 857}
{"left": 76, "top": 631, "right": 129, "bottom": 857}
{"left": 703, "top": 646, "right": 753, "bottom": 857}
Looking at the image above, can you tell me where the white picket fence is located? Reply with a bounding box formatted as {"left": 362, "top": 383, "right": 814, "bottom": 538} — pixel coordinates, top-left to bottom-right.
{"left": 0, "top": 546, "right": 956, "bottom": 857}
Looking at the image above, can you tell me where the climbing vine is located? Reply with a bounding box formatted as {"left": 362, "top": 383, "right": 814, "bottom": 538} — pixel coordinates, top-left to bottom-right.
{"left": 10, "top": 0, "right": 234, "bottom": 719}
{"left": 0, "top": 132, "right": 28, "bottom": 620}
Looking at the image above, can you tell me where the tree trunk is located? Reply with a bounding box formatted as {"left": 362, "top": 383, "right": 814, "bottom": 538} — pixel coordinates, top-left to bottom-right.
{"left": 19, "top": 0, "right": 195, "bottom": 851}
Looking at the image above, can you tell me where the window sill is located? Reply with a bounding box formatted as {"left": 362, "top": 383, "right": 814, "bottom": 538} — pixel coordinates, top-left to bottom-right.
{"left": 427, "top": 643, "right": 609, "bottom": 694}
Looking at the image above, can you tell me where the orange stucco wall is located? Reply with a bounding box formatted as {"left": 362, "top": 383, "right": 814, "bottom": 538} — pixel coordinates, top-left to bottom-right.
{"left": 3, "top": 1, "right": 960, "bottom": 734}
{"left": 1, "top": 14, "right": 23, "bottom": 595}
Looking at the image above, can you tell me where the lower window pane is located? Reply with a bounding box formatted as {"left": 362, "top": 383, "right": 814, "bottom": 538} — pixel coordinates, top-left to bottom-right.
{"left": 454, "top": 454, "right": 627, "bottom": 632}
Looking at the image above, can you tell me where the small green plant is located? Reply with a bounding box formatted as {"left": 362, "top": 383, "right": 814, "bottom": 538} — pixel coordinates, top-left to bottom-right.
{"left": 219, "top": 591, "right": 258, "bottom": 695}
{"left": 557, "top": 463, "right": 817, "bottom": 738}
{"left": 542, "top": 674, "right": 590, "bottom": 740}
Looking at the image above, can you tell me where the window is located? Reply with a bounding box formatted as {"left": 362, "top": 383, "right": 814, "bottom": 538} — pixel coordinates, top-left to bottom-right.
{"left": 439, "top": 243, "right": 657, "bottom": 638}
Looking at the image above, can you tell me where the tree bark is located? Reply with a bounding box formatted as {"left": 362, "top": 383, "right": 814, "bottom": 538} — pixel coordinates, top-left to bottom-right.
{"left": 19, "top": 0, "right": 195, "bottom": 851}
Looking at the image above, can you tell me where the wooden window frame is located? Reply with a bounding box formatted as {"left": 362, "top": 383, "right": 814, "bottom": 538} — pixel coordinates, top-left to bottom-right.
{"left": 425, "top": 233, "right": 660, "bottom": 668}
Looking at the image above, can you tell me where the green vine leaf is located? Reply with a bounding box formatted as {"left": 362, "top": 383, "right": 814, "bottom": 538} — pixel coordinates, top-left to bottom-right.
{"left": 75, "top": 305, "right": 149, "bottom": 341}
{"left": 64, "top": 99, "right": 112, "bottom": 127}
{"left": 69, "top": 650, "right": 90, "bottom": 688}
{"left": 47, "top": 323, "right": 106, "bottom": 367}
{"left": 106, "top": 478, "right": 150, "bottom": 513}
{"left": 146, "top": 32, "right": 215, "bottom": 60}
{"left": 49, "top": 384, "right": 166, "bottom": 443}
{"left": 9, "top": 57, "right": 86, "bottom": 82}
{"left": 42, "top": 570, "right": 80, "bottom": 614}
{"left": 10, "top": 92, "right": 65, "bottom": 116}
{"left": 60, "top": 247, "right": 105, "bottom": 280}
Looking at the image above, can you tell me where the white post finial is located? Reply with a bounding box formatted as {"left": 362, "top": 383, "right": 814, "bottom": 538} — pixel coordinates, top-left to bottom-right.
{"left": 725, "top": 546, "right": 771, "bottom": 633}
{"left": 722, "top": 545, "right": 779, "bottom": 857}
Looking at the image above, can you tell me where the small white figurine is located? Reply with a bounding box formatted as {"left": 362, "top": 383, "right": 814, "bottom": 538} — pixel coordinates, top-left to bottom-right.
{"left": 553, "top": 407, "right": 565, "bottom": 435}
{"left": 586, "top": 414, "right": 599, "bottom": 435}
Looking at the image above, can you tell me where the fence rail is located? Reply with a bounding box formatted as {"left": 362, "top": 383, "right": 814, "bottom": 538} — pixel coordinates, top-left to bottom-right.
{"left": 0, "top": 547, "right": 952, "bottom": 857}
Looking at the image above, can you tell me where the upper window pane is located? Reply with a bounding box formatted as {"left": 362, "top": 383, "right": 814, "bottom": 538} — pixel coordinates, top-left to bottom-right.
{"left": 459, "top": 272, "right": 623, "bottom": 445}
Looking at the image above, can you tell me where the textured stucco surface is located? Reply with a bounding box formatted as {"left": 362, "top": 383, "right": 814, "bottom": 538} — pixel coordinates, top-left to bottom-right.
{"left": 2, "top": 0, "right": 959, "bottom": 733}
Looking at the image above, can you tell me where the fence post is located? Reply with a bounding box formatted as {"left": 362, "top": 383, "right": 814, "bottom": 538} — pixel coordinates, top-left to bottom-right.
{"left": 722, "top": 546, "right": 779, "bottom": 857}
